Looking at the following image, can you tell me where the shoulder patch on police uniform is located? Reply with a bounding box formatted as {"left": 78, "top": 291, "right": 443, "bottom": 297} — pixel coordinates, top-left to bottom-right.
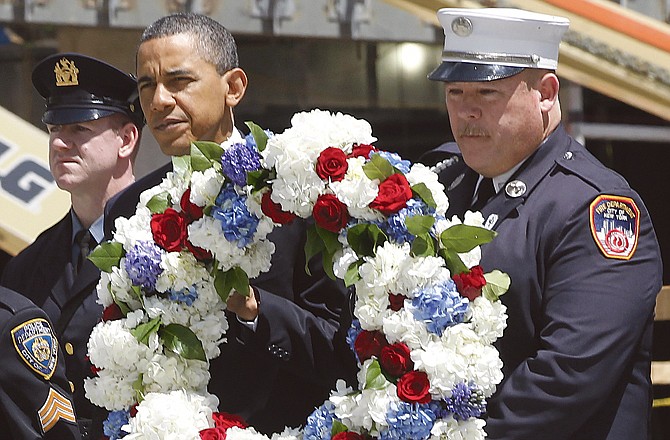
{"left": 11, "top": 318, "right": 58, "bottom": 380}
{"left": 38, "top": 387, "right": 77, "bottom": 433}
{"left": 589, "top": 195, "right": 640, "bottom": 260}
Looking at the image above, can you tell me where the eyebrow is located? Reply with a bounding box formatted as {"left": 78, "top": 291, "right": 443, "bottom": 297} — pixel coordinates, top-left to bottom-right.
{"left": 137, "top": 68, "right": 194, "bottom": 85}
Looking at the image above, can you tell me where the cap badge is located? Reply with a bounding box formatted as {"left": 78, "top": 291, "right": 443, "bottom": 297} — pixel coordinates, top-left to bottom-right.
{"left": 505, "top": 180, "right": 527, "bottom": 198}
{"left": 54, "top": 57, "right": 79, "bottom": 87}
{"left": 451, "top": 16, "right": 473, "bottom": 37}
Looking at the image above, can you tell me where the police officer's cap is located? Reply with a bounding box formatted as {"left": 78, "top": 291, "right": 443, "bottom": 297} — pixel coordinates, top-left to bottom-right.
{"left": 32, "top": 53, "right": 144, "bottom": 127}
{"left": 428, "top": 8, "right": 570, "bottom": 82}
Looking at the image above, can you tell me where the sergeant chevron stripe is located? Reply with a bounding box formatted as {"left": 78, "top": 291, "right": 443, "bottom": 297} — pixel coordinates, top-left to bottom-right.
{"left": 38, "top": 387, "right": 76, "bottom": 433}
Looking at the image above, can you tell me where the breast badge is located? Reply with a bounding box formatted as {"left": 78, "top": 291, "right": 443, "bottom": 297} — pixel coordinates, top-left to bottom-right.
{"left": 11, "top": 318, "right": 58, "bottom": 380}
{"left": 589, "top": 195, "right": 640, "bottom": 260}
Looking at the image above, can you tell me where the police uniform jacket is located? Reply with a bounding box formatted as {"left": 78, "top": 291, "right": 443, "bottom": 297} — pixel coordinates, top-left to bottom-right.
{"left": 104, "top": 161, "right": 358, "bottom": 434}
{"left": 1, "top": 213, "right": 102, "bottom": 438}
{"left": 0, "top": 286, "right": 81, "bottom": 439}
{"left": 422, "top": 124, "right": 663, "bottom": 439}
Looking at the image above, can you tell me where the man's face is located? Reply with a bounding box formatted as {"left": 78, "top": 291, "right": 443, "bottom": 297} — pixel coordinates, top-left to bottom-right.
{"left": 136, "top": 33, "right": 232, "bottom": 156}
{"left": 47, "top": 116, "right": 125, "bottom": 194}
{"left": 444, "top": 71, "right": 545, "bottom": 177}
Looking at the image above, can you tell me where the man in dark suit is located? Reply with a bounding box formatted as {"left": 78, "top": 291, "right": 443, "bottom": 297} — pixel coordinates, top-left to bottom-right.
{"left": 422, "top": 8, "right": 662, "bottom": 439}
{"left": 1, "top": 53, "right": 143, "bottom": 439}
{"left": 104, "top": 13, "right": 356, "bottom": 434}
{"left": 0, "top": 286, "right": 81, "bottom": 439}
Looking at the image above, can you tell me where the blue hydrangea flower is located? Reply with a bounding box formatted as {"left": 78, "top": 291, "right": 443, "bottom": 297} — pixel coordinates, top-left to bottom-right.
{"left": 123, "top": 241, "right": 164, "bottom": 291}
{"left": 244, "top": 130, "right": 273, "bottom": 149}
{"left": 221, "top": 140, "right": 262, "bottom": 187}
{"left": 380, "top": 402, "right": 437, "bottom": 440}
{"left": 445, "top": 382, "right": 487, "bottom": 420}
{"left": 103, "top": 409, "right": 129, "bottom": 440}
{"left": 385, "top": 199, "right": 435, "bottom": 244}
{"left": 376, "top": 151, "right": 412, "bottom": 174}
{"left": 346, "top": 319, "right": 363, "bottom": 362}
{"left": 211, "top": 184, "right": 259, "bottom": 247}
{"left": 303, "top": 401, "right": 336, "bottom": 440}
{"left": 168, "top": 284, "right": 199, "bottom": 306}
{"left": 410, "top": 279, "right": 469, "bottom": 336}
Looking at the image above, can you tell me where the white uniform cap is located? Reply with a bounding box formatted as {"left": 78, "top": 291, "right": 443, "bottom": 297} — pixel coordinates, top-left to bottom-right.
{"left": 428, "top": 8, "right": 570, "bottom": 82}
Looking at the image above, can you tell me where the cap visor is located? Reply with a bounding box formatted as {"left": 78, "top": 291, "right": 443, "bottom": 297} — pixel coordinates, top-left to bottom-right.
{"left": 42, "top": 108, "right": 119, "bottom": 125}
{"left": 428, "top": 62, "right": 524, "bottom": 82}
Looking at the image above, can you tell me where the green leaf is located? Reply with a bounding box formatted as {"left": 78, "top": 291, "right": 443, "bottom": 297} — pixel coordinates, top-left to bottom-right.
{"left": 247, "top": 169, "right": 272, "bottom": 192}
{"left": 316, "top": 226, "right": 342, "bottom": 256}
{"left": 190, "top": 141, "right": 221, "bottom": 172}
{"left": 172, "top": 154, "right": 190, "bottom": 176}
{"left": 411, "top": 182, "right": 437, "bottom": 209}
{"left": 88, "top": 241, "right": 124, "bottom": 273}
{"left": 344, "top": 260, "right": 363, "bottom": 287}
{"left": 304, "top": 225, "right": 326, "bottom": 276}
{"left": 145, "top": 191, "right": 171, "bottom": 214}
{"left": 482, "top": 270, "right": 511, "bottom": 301}
{"left": 347, "top": 223, "right": 387, "bottom": 257}
{"left": 410, "top": 233, "right": 436, "bottom": 258}
{"left": 214, "top": 267, "right": 250, "bottom": 302}
{"left": 133, "top": 373, "right": 145, "bottom": 404}
{"left": 130, "top": 317, "right": 161, "bottom": 345}
{"left": 322, "top": 251, "right": 336, "bottom": 281}
{"left": 245, "top": 121, "right": 269, "bottom": 152}
{"left": 362, "top": 153, "right": 395, "bottom": 181}
{"left": 440, "top": 248, "right": 468, "bottom": 276}
{"left": 159, "top": 323, "right": 207, "bottom": 361}
{"left": 331, "top": 420, "right": 348, "bottom": 436}
{"left": 440, "top": 224, "right": 497, "bottom": 253}
{"left": 364, "top": 359, "right": 389, "bottom": 390}
{"left": 405, "top": 215, "right": 435, "bottom": 236}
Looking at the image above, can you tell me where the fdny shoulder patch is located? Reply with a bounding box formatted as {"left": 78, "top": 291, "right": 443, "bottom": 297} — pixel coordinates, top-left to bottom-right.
{"left": 589, "top": 195, "right": 640, "bottom": 260}
{"left": 11, "top": 318, "right": 58, "bottom": 380}
{"left": 38, "top": 387, "right": 77, "bottom": 433}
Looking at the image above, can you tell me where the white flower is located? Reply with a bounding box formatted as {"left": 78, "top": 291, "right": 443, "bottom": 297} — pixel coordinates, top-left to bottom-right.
{"left": 123, "top": 390, "right": 217, "bottom": 439}
{"left": 405, "top": 163, "right": 449, "bottom": 216}
{"left": 190, "top": 167, "right": 224, "bottom": 206}
{"left": 330, "top": 157, "right": 381, "bottom": 221}
{"left": 430, "top": 415, "right": 486, "bottom": 440}
{"left": 469, "top": 296, "right": 508, "bottom": 345}
{"left": 84, "top": 370, "right": 139, "bottom": 411}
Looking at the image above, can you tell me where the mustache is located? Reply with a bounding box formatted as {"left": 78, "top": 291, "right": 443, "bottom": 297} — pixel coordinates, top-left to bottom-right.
{"left": 459, "top": 125, "right": 489, "bottom": 137}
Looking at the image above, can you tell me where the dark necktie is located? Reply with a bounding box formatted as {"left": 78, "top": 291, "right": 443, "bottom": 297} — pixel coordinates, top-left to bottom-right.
{"left": 471, "top": 177, "right": 495, "bottom": 211}
{"left": 74, "top": 229, "right": 95, "bottom": 274}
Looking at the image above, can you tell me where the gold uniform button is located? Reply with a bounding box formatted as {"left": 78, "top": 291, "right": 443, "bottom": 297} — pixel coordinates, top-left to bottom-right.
{"left": 69, "top": 381, "right": 75, "bottom": 393}
{"left": 65, "top": 343, "right": 74, "bottom": 355}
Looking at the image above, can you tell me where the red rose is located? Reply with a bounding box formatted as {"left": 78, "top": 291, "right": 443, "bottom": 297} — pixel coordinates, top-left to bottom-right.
{"left": 180, "top": 188, "right": 204, "bottom": 221}
{"left": 370, "top": 173, "right": 412, "bottom": 215}
{"left": 312, "top": 194, "right": 350, "bottom": 233}
{"left": 199, "top": 428, "right": 226, "bottom": 440}
{"left": 397, "top": 370, "right": 432, "bottom": 404}
{"left": 186, "top": 240, "right": 213, "bottom": 262}
{"left": 151, "top": 208, "right": 187, "bottom": 252}
{"left": 212, "top": 412, "right": 248, "bottom": 430}
{"left": 453, "top": 265, "right": 487, "bottom": 300}
{"left": 380, "top": 342, "right": 413, "bottom": 377}
{"left": 332, "top": 432, "right": 365, "bottom": 440}
{"left": 349, "top": 143, "right": 377, "bottom": 159}
{"left": 316, "top": 147, "right": 348, "bottom": 181}
{"left": 354, "top": 329, "right": 388, "bottom": 361}
{"left": 102, "top": 303, "right": 123, "bottom": 322}
{"left": 261, "top": 191, "right": 297, "bottom": 224}
{"left": 388, "top": 293, "right": 406, "bottom": 311}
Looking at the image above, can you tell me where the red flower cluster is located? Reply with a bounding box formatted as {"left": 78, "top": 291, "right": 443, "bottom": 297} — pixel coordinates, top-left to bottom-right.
{"left": 150, "top": 189, "right": 211, "bottom": 261}
{"left": 380, "top": 343, "right": 414, "bottom": 377}
{"left": 453, "top": 265, "right": 487, "bottom": 300}
{"left": 354, "top": 329, "right": 388, "bottom": 361}
{"left": 333, "top": 432, "right": 366, "bottom": 440}
{"left": 313, "top": 194, "right": 350, "bottom": 232}
{"left": 370, "top": 173, "right": 412, "bottom": 215}
{"left": 316, "top": 147, "right": 349, "bottom": 182}
{"left": 199, "top": 412, "right": 248, "bottom": 439}
{"left": 101, "top": 303, "right": 123, "bottom": 322}
{"left": 261, "top": 191, "right": 297, "bottom": 225}
{"left": 388, "top": 293, "right": 406, "bottom": 312}
{"left": 396, "top": 371, "right": 432, "bottom": 404}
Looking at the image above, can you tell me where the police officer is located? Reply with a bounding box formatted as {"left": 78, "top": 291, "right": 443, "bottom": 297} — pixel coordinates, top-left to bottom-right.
{"left": 1, "top": 53, "right": 143, "bottom": 438}
{"left": 422, "top": 8, "right": 662, "bottom": 439}
{"left": 0, "top": 286, "right": 81, "bottom": 439}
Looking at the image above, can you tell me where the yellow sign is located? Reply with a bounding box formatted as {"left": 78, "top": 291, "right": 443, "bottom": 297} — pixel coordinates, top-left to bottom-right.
{"left": 0, "top": 106, "right": 69, "bottom": 256}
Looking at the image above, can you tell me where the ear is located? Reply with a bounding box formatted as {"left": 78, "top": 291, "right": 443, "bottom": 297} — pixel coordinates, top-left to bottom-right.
{"left": 537, "top": 72, "right": 560, "bottom": 113}
{"left": 118, "top": 122, "right": 140, "bottom": 159}
{"left": 223, "top": 68, "right": 248, "bottom": 108}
